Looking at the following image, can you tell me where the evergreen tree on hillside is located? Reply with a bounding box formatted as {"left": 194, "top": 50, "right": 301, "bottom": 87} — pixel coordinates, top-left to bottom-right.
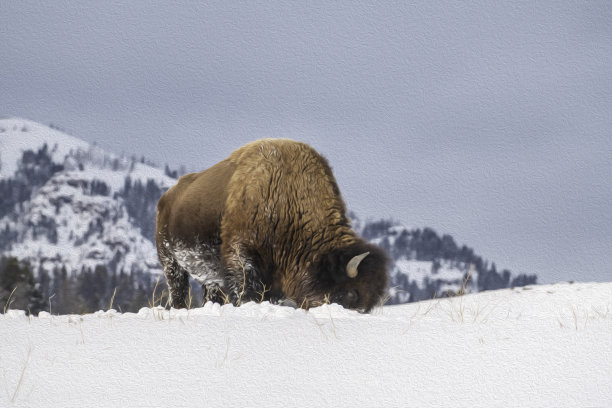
{"left": 0, "top": 144, "right": 64, "bottom": 219}
{"left": 50, "top": 266, "right": 84, "bottom": 314}
{"left": 0, "top": 256, "right": 44, "bottom": 314}
{"left": 37, "top": 265, "right": 52, "bottom": 302}
{"left": 118, "top": 177, "right": 165, "bottom": 241}
{"left": 109, "top": 269, "right": 137, "bottom": 312}
{"left": 77, "top": 265, "right": 110, "bottom": 312}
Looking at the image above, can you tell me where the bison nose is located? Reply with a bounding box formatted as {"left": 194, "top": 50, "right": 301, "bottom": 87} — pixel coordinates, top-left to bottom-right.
{"left": 332, "top": 289, "right": 358, "bottom": 306}
{"left": 278, "top": 298, "right": 298, "bottom": 308}
{"left": 344, "top": 290, "right": 357, "bottom": 304}
{"left": 345, "top": 289, "right": 358, "bottom": 304}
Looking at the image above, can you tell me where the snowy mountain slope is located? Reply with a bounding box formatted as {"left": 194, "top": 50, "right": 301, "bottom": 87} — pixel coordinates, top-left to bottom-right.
{"left": 359, "top": 220, "right": 536, "bottom": 303}
{"left": 0, "top": 117, "right": 175, "bottom": 188}
{"left": 0, "top": 170, "right": 160, "bottom": 275}
{"left": 0, "top": 118, "right": 176, "bottom": 277}
{"left": 392, "top": 258, "right": 478, "bottom": 301}
{"left": 1, "top": 282, "right": 611, "bottom": 407}
{"left": 0, "top": 118, "right": 90, "bottom": 179}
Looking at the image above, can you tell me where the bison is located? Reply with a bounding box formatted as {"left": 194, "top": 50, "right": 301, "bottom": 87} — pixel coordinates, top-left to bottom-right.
{"left": 155, "top": 139, "right": 388, "bottom": 312}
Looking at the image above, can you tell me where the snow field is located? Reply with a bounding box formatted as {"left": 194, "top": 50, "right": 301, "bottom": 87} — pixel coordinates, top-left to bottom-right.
{"left": 1, "top": 282, "right": 611, "bottom": 407}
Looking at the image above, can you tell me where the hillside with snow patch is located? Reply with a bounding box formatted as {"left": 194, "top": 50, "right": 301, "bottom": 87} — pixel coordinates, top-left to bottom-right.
{"left": 0, "top": 119, "right": 90, "bottom": 179}
{"left": 1, "top": 282, "right": 611, "bottom": 407}
{"left": 0, "top": 118, "right": 175, "bottom": 278}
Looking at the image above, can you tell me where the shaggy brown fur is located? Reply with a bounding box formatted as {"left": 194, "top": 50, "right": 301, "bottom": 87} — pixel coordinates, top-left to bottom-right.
{"left": 156, "top": 139, "right": 388, "bottom": 312}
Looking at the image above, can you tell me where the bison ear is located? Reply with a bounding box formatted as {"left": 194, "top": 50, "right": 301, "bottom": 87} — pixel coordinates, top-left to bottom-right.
{"left": 346, "top": 252, "right": 369, "bottom": 278}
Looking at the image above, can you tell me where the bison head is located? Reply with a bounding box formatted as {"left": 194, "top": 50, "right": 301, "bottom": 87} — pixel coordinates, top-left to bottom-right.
{"left": 310, "top": 242, "right": 389, "bottom": 312}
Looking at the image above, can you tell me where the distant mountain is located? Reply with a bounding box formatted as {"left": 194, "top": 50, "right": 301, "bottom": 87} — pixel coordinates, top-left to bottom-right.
{"left": 353, "top": 218, "right": 536, "bottom": 304}
{"left": 0, "top": 118, "right": 536, "bottom": 312}
{"left": 0, "top": 118, "right": 175, "bottom": 278}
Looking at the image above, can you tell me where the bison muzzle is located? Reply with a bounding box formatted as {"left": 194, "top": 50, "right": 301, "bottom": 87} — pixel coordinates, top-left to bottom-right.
{"left": 156, "top": 139, "right": 388, "bottom": 312}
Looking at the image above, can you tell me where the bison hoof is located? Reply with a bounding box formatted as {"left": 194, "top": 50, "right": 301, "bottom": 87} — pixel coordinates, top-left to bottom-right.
{"left": 277, "top": 298, "right": 298, "bottom": 308}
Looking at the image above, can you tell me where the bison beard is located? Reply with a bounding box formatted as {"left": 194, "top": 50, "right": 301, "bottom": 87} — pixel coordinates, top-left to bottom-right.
{"left": 156, "top": 139, "right": 388, "bottom": 312}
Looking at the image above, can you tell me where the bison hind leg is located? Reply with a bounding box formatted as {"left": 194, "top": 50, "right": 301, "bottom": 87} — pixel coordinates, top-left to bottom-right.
{"left": 163, "top": 259, "right": 190, "bottom": 309}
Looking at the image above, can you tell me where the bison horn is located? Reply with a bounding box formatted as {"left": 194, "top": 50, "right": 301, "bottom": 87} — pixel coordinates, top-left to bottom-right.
{"left": 346, "top": 251, "right": 369, "bottom": 278}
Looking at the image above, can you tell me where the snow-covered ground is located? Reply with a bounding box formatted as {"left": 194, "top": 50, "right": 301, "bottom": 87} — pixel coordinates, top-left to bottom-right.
{"left": 2, "top": 282, "right": 611, "bottom": 407}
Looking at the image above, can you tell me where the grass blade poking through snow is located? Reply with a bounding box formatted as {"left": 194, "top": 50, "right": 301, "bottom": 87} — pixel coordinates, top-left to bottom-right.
{"left": 3, "top": 286, "right": 17, "bottom": 314}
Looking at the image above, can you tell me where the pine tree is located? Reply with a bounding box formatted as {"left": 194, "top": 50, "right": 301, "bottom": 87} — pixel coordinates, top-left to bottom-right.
{"left": 52, "top": 266, "right": 83, "bottom": 314}
{"left": 0, "top": 256, "right": 44, "bottom": 314}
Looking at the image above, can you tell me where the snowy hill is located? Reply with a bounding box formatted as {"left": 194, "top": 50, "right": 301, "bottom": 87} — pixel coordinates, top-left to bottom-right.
{"left": 2, "top": 282, "right": 610, "bottom": 407}
{"left": 0, "top": 119, "right": 90, "bottom": 180}
{"left": 0, "top": 118, "right": 176, "bottom": 279}
{"left": 2, "top": 169, "right": 161, "bottom": 275}
{"left": 359, "top": 220, "right": 536, "bottom": 303}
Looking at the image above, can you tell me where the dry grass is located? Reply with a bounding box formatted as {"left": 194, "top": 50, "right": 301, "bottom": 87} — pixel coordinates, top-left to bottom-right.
{"left": 326, "top": 304, "right": 338, "bottom": 339}
{"left": 232, "top": 243, "right": 248, "bottom": 307}
{"left": 257, "top": 283, "right": 269, "bottom": 303}
{"left": 215, "top": 338, "right": 231, "bottom": 368}
{"left": 442, "top": 296, "right": 498, "bottom": 325}
{"left": 3, "top": 287, "right": 17, "bottom": 314}
{"left": 9, "top": 347, "right": 32, "bottom": 404}
{"left": 572, "top": 306, "right": 580, "bottom": 331}
{"left": 402, "top": 297, "right": 442, "bottom": 334}
{"left": 186, "top": 286, "right": 194, "bottom": 310}
{"left": 108, "top": 287, "right": 117, "bottom": 311}
{"left": 309, "top": 314, "right": 330, "bottom": 341}
{"left": 469, "top": 300, "right": 496, "bottom": 324}
{"left": 445, "top": 297, "right": 464, "bottom": 323}
{"left": 556, "top": 304, "right": 612, "bottom": 331}
{"left": 149, "top": 276, "right": 170, "bottom": 311}
{"left": 48, "top": 293, "right": 55, "bottom": 315}
{"left": 216, "top": 287, "right": 232, "bottom": 305}
{"left": 423, "top": 292, "right": 439, "bottom": 316}
{"left": 400, "top": 270, "right": 501, "bottom": 327}
{"left": 148, "top": 276, "right": 162, "bottom": 308}
{"left": 370, "top": 290, "right": 393, "bottom": 315}
{"left": 148, "top": 278, "right": 170, "bottom": 321}
{"left": 439, "top": 266, "right": 486, "bottom": 324}
{"left": 78, "top": 320, "right": 86, "bottom": 344}
{"left": 214, "top": 337, "right": 242, "bottom": 369}
{"left": 591, "top": 304, "right": 612, "bottom": 319}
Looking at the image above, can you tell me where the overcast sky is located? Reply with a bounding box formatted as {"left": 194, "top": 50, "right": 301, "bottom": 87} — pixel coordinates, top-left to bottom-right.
{"left": 2, "top": 2, "right": 611, "bottom": 283}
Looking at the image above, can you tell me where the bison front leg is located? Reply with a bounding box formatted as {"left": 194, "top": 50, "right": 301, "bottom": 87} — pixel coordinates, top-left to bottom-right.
{"left": 201, "top": 282, "right": 228, "bottom": 305}
{"left": 222, "top": 242, "right": 269, "bottom": 305}
{"left": 163, "top": 259, "right": 190, "bottom": 309}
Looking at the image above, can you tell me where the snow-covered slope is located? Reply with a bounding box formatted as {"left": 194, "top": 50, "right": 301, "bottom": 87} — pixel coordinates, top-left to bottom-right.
{"left": 1, "top": 282, "right": 610, "bottom": 407}
{"left": 358, "top": 220, "right": 536, "bottom": 303}
{"left": 1, "top": 170, "right": 160, "bottom": 274}
{"left": 0, "top": 118, "right": 90, "bottom": 179}
{"left": 0, "top": 117, "right": 174, "bottom": 188}
{"left": 0, "top": 117, "right": 176, "bottom": 276}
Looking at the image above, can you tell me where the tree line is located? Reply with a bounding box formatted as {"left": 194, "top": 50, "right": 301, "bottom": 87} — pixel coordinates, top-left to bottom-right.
{"left": 0, "top": 255, "right": 204, "bottom": 315}
{"left": 362, "top": 220, "right": 537, "bottom": 303}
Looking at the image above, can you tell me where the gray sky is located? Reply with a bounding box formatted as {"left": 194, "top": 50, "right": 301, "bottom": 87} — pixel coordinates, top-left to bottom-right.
{"left": 2, "top": 2, "right": 611, "bottom": 283}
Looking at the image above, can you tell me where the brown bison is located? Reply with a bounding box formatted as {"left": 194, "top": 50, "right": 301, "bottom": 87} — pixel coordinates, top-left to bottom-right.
{"left": 155, "top": 139, "right": 388, "bottom": 312}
